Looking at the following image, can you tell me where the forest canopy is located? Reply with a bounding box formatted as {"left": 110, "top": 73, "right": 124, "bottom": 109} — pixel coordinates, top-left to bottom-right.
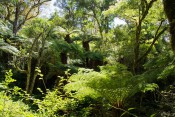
{"left": 0, "top": 0, "right": 175, "bottom": 117}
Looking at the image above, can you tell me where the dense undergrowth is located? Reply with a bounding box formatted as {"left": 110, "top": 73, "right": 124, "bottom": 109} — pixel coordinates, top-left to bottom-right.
{"left": 0, "top": 61, "right": 175, "bottom": 117}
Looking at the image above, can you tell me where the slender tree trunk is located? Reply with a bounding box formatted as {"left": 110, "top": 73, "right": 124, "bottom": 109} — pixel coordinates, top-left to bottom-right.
{"left": 13, "top": 3, "right": 19, "bottom": 35}
{"left": 26, "top": 58, "right": 32, "bottom": 93}
{"left": 82, "top": 41, "right": 90, "bottom": 67}
{"left": 61, "top": 53, "right": 67, "bottom": 64}
{"left": 105, "top": 17, "right": 109, "bottom": 33}
{"left": 92, "top": 9, "right": 104, "bottom": 50}
{"left": 29, "top": 68, "right": 39, "bottom": 95}
{"left": 133, "top": 22, "right": 142, "bottom": 74}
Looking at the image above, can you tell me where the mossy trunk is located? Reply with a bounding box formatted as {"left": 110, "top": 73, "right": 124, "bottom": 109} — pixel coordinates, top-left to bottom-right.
{"left": 13, "top": 3, "right": 19, "bottom": 35}
{"left": 29, "top": 69, "right": 39, "bottom": 95}
{"left": 26, "top": 57, "right": 32, "bottom": 93}
{"left": 163, "top": 0, "right": 175, "bottom": 52}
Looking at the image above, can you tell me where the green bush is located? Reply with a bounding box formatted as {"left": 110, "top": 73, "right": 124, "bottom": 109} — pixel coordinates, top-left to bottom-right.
{"left": 0, "top": 92, "right": 36, "bottom": 117}
{"left": 0, "top": 70, "right": 37, "bottom": 117}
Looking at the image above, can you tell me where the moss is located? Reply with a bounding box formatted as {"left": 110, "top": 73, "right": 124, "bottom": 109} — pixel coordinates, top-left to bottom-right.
{"left": 163, "top": 0, "right": 175, "bottom": 52}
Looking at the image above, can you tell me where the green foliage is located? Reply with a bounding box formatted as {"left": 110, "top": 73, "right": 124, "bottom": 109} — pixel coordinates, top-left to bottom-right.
{"left": 0, "top": 20, "right": 19, "bottom": 55}
{"left": 143, "top": 46, "right": 175, "bottom": 81}
{"left": 64, "top": 68, "right": 101, "bottom": 100}
{"left": 141, "top": 83, "right": 159, "bottom": 93}
{"left": 51, "top": 39, "right": 81, "bottom": 53}
{"left": 65, "top": 62, "right": 165, "bottom": 115}
{"left": 0, "top": 0, "right": 175, "bottom": 116}
{"left": 0, "top": 70, "right": 36, "bottom": 117}
{"left": 158, "top": 64, "right": 175, "bottom": 79}
{"left": 85, "top": 51, "right": 104, "bottom": 60}
{"left": 0, "top": 70, "right": 16, "bottom": 90}
{"left": 0, "top": 92, "right": 36, "bottom": 117}
{"left": 0, "top": 20, "right": 13, "bottom": 37}
{"left": 4, "top": 70, "right": 16, "bottom": 86}
{"left": 21, "top": 18, "right": 52, "bottom": 38}
{"left": 65, "top": 64, "right": 138, "bottom": 107}
{"left": 37, "top": 90, "right": 78, "bottom": 117}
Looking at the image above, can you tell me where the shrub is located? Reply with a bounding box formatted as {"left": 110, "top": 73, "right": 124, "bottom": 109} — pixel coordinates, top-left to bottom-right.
{"left": 0, "top": 70, "right": 36, "bottom": 117}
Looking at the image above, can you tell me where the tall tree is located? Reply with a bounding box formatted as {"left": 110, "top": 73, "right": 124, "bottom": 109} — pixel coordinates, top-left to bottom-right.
{"left": 163, "top": 0, "right": 175, "bottom": 52}
{"left": 0, "top": 0, "right": 50, "bottom": 35}
{"left": 104, "top": 0, "right": 167, "bottom": 73}
{"left": 13, "top": 18, "right": 53, "bottom": 94}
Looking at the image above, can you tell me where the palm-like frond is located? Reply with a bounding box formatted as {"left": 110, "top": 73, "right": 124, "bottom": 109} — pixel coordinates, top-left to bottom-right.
{"left": 0, "top": 42, "right": 19, "bottom": 55}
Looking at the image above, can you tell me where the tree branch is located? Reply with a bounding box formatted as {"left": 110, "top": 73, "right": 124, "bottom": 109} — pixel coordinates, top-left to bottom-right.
{"left": 13, "top": 57, "right": 27, "bottom": 74}
{"left": 137, "top": 20, "right": 167, "bottom": 64}
{"left": 18, "top": 0, "right": 50, "bottom": 30}
{"left": 4, "top": 4, "right": 13, "bottom": 24}
{"left": 14, "top": 64, "right": 27, "bottom": 74}
{"left": 141, "top": 0, "right": 157, "bottom": 22}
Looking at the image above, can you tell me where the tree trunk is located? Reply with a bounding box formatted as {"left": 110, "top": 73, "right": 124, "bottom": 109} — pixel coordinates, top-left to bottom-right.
{"left": 13, "top": 3, "right": 19, "bottom": 35}
{"left": 61, "top": 34, "right": 72, "bottom": 64}
{"left": 29, "top": 69, "right": 39, "bottom": 95}
{"left": 111, "top": 102, "right": 124, "bottom": 117}
{"left": 133, "top": 22, "right": 142, "bottom": 74}
{"left": 64, "top": 34, "right": 72, "bottom": 43}
{"left": 26, "top": 57, "right": 32, "bottom": 93}
{"left": 82, "top": 41, "right": 90, "bottom": 67}
{"left": 61, "top": 52, "right": 67, "bottom": 64}
{"left": 163, "top": 0, "right": 175, "bottom": 52}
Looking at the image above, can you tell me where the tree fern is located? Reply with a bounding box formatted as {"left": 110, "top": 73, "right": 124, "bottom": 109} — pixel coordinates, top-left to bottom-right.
{"left": 65, "top": 64, "right": 139, "bottom": 108}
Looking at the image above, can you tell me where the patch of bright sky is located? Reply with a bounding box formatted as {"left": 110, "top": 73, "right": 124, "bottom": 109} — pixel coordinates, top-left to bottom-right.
{"left": 39, "top": 0, "right": 59, "bottom": 17}
{"left": 40, "top": 0, "right": 126, "bottom": 26}
{"left": 114, "top": 17, "right": 126, "bottom": 26}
